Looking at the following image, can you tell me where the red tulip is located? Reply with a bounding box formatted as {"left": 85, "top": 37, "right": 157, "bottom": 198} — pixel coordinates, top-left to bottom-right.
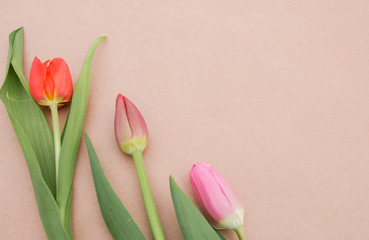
{"left": 114, "top": 94, "right": 148, "bottom": 155}
{"left": 189, "top": 162, "right": 244, "bottom": 230}
{"left": 29, "top": 57, "right": 73, "bottom": 107}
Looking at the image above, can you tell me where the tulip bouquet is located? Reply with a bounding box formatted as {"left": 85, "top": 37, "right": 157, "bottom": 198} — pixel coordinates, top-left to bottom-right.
{"left": 2, "top": 27, "right": 247, "bottom": 240}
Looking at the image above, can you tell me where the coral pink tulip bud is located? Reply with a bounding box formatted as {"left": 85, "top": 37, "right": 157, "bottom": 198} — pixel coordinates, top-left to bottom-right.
{"left": 29, "top": 57, "right": 73, "bottom": 107}
{"left": 189, "top": 162, "right": 244, "bottom": 230}
{"left": 115, "top": 94, "right": 148, "bottom": 155}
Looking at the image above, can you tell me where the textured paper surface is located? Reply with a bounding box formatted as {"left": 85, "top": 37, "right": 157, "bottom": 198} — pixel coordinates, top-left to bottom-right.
{"left": 1, "top": 0, "right": 369, "bottom": 239}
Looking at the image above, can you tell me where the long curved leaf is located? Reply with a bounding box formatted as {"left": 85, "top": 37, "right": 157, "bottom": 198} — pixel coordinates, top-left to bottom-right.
{"left": 85, "top": 133, "right": 147, "bottom": 240}
{"left": 1, "top": 27, "right": 56, "bottom": 197}
{"left": 56, "top": 36, "right": 106, "bottom": 236}
{"left": 6, "top": 112, "right": 70, "bottom": 239}
{"left": 1, "top": 27, "right": 68, "bottom": 239}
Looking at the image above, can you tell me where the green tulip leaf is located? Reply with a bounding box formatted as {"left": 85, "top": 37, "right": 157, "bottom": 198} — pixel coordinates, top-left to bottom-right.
{"left": 56, "top": 35, "right": 106, "bottom": 237}
{"left": 216, "top": 230, "right": 227, "bottom": 240}
{"left": 1, "top": 27, "right": 56, "bottom": 196}
{"left": 0, "top": 27, "right": 69, "bottom": 239}
{"left": 169, "top": 176, "right": 225, "bottom": 240}
{"left": 85, "top": 133, "right": 147, "bottom": 240}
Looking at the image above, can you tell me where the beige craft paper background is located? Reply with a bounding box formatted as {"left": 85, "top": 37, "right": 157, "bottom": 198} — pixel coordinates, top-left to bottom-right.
{"left": 1, "top": 0, "right": 369, "bottom": 239}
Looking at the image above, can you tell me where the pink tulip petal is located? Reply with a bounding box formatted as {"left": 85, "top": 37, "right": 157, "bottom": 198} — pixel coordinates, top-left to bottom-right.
{"left": 189, "top": 162, "right": 244, "bottom": 227}
{"left": 211, "top": 167, "right": 243, "bottom": 209}
{"left": 115, "top": 94, "right": 132, "bottom": 145}
{"left": 123, "top": 96, "right": 148, "bottom": 139}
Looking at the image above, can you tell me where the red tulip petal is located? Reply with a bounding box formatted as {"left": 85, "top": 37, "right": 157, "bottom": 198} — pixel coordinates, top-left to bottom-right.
{"left": 44, "top": 67, "right": 55, "bottom": 101}
{"left": 29, "top": 57, "right": 47, "bottom": 103}
{"left": 48, "top": 58, "right": 73, "bottom": 102}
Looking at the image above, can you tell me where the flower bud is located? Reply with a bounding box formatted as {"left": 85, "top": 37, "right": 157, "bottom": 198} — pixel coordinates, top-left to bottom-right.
{"left": 29, "top": 57, "right": 73, "bottom": 107}
{"left": 114, "top": 94, "right": 148, "bottom": 155}
{"left": 189, "top": 162, "right": 244, "bottom": 230}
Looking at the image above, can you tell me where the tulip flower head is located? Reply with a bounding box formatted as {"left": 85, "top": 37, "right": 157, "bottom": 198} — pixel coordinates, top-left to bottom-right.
{"left": 189, "top": 162, "right": 244, "bottom": 230}
{"left": 29, "top": 57, "right": 73, "bottom": 108}
{"left": 115, "top": 94, "right": 148, "bottom": 155}
{"left": 114, "top": 94, "right": 165, "bottom": 239}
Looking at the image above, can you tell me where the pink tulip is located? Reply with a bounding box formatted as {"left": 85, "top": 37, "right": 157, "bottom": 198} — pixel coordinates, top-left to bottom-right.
{"left": 29, "top": 57, "right": 73, "bottom": 108}
{"left": 189, "top": 162, "right": 244, "bottom": 230}
{"left": 114, "top": 94, "right": 148, "bottom": 155}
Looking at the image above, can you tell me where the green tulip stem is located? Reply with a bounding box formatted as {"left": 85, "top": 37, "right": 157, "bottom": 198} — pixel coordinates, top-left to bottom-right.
{"left": 132, "top": 150, "right": 166, "bottom": 240}
{"left": 50, "top": 102, "right": 61, "bottom": 195}
{"left": 234, "top": 225, "right": 247, "bottom": 240}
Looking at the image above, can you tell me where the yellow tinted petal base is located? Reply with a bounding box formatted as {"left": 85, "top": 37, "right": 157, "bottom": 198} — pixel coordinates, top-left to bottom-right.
{"left": 120, "top": 137, "right": 147, "bottom": 155}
